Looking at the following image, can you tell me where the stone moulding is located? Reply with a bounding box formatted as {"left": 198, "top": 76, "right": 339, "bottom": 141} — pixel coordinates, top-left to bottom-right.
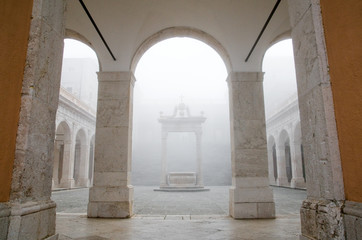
{"left": 6, "top": 200, "right": 58, "bottom": 240}
{"left": 343, "top": 201, "right": 362, "bottom": 239}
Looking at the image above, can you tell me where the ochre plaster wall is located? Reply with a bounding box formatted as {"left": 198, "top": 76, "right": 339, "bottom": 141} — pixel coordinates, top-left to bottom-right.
{"left": 320, "top": 0, "right": 362, "bottom": 202}
{"left": 0, "top": 0, "right": 33, "bottom": 202}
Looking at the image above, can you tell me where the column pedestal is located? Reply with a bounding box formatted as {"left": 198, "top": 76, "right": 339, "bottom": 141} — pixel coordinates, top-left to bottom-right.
{"left": 88, "top": 185, "right": 133, "bottom": 218}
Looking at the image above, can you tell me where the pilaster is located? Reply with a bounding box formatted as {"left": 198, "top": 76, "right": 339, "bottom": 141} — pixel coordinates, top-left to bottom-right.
{"left": 227, "top": 72, "right": 275, "bottom": 219}
{"left": 87, "top": 71, "right": 135, "bottom": 218}
{"left": 5, "top": 0, "right": 65, "bottom": 239}
{"left": 288, "top": 0, "right": 345, "bottom": 239}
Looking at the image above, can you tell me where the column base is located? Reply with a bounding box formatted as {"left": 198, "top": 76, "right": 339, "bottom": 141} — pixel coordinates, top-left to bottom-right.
{"left": 5, "top": 200, "right": 57, "bottom": 240}
{"left": 229, "top": 178, "right": 275, "bottom": 219}
{"left": 276, "top": 177, "right": 289, "bottom": 187}
{"left": 59, "top": 178, "right": 74, "bottom": 189}
{"left": 300, "top": 198, "right": 344, "bottom": 240}
{"left": 88, "top": 185, "right": 133, "bottom": 218}
{"left": 74, "top": 177, "right": 89, "bottom": 188}
{"left": 291, "top": 177, "right": 306, "bottom": 189}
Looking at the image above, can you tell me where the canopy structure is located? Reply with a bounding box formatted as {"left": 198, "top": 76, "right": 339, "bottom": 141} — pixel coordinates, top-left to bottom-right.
{"left": 156, "top": 101, "right": 207, "bottom": 191}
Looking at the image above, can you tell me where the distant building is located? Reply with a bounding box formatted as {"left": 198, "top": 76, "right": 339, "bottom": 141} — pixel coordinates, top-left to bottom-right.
{"left": 52, "top": 58, "right": 98, "bottom": 189}
{"left": 266, "top": 95, "right": 306, "bottom": 189}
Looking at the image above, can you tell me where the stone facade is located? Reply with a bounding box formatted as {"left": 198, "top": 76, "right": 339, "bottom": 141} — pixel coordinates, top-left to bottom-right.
{"left": 266, "top": 96, "right": 306, "bottom": 189}
{"left": 53, "top": 87, "right": 96, "bottom": 189}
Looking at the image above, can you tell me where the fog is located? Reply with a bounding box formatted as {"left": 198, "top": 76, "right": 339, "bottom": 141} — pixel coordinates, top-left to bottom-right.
{"left": 263, "top": 40, "right": 298, "bottom": 119}
{"left": 132, "top": 38, "right": 231, "bottom": 186}
{"left": 61, "top": 38, "right": 298, "bottom": 187}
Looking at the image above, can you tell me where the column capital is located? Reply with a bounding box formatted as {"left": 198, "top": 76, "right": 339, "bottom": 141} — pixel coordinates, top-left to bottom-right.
{"left": 227, "top": 71, "right": 264, "bottom": 83}
{"left": 97, "top": 71, "right": 136, "bottom": 86}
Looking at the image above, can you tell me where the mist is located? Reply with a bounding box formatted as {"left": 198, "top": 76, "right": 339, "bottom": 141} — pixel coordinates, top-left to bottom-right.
{"left": 131, "top": 38, "right": 231, "bottom": 186}
{"left": 60, "top": 38, "right": 298, "bottom": 187}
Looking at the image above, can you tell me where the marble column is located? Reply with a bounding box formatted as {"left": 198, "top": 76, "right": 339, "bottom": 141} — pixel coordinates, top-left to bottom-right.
{"left": 52, "top": 141, "right": 61, "bottom": 187}
{"left": 227, "top": 72, "right": 275, "bottom": 219}
{"left": 275, "top": 144, "right": 288, "bottom": 186}
{"left": 290, "top": 140, "right": 305, "bottom": 188}
{"left": 77, "top": 143, "right": 90, "bottom": 187}
{"left": 267, "top": 145, "right": 276, "bottom": 185}
{"left": 88, "top": 71, "right": 135, "bottom": 218}
{"left": 160, "top": 131, "right": 168, "bottom": 186}
{"left": 195, "top": 131, "right": 203, "bottom": 186}
{"left": 59, "top": 140, "right": 75, "bottom": 188}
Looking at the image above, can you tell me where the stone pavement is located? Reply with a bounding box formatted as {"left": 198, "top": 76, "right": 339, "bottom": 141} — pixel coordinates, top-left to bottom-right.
{"left": 53, "top": 186, "right": 306, "bottom": 239}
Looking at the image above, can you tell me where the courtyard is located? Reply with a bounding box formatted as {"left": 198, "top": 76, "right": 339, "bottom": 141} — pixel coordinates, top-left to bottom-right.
{"left": 54, "top": 186, "right": 306, "bottom": 239}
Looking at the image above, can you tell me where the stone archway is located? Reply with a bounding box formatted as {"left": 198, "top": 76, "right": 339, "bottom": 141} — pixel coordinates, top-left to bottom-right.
{"left": 130, "top": 27, "right": 232, "bottom": 74}
{"left": 89, "top": 26, "right": 275, "bottom": 219}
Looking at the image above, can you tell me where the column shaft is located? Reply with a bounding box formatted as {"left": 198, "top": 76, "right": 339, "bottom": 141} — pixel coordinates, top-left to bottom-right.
{"left": 60, "top": 141, "right": 75, "bottom": 188}
{"left": 161, "top": 132, "right": 168, "bottom": 186}
{"left": 290, "top": 140, "right": 305, "bottom": 188}
{"left": 276, "top": 145, "right": 288, "bottom": 186}
{"left": 267, "top": 147, "right": 275, "bottom": 185}
{"left": 196, "top": 132, "right": 203, "bottom": 186}
{"left": 228, "top": 72, "right": 275, "bottom": 219}
{"left": 77, "top": 143, "right": 90, "bottom": 187}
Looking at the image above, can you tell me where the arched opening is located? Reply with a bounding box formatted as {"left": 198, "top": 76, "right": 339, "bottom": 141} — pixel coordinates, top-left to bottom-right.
{"left": 132, "top": 36, "right": 230, "bottom": 215}
{"left": 52, "top": 38, "right": 98, "bottom": 213}
{"left": 263, "top": 39, "right": 302, "bottom": 189}
{"left": 53, "top": 121, "right": 71, "bottom": 189}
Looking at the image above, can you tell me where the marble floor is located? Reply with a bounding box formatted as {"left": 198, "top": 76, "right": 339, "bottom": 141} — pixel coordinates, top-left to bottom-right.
{"left": 53, "top": 186, "right": 306, "bottom": 240}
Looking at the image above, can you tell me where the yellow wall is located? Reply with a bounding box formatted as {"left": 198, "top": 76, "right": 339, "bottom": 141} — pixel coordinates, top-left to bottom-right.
{"left": 320, "top": 0, "right": 362, "bottom": 202}
{"left": 0, "top": 0, "right": 33, "bottom": 202}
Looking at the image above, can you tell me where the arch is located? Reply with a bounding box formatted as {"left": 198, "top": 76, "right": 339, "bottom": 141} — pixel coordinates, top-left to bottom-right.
{"left": 74, "top": 128, "right": 87, "bottom": 185}
{"left": 260, "top": 31, "right": 292, "bottom": 67}
{"left": 279, "top": 129, "right": 292, "bottom": 183}
{"left": 53, "top": 121, "right": 71, "bottom": 187}
{"left": 65, "top": 29, "right": 102, "bottom": 71}
{"left": 130, "top": 27, "right": 232, "bottom": 73}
